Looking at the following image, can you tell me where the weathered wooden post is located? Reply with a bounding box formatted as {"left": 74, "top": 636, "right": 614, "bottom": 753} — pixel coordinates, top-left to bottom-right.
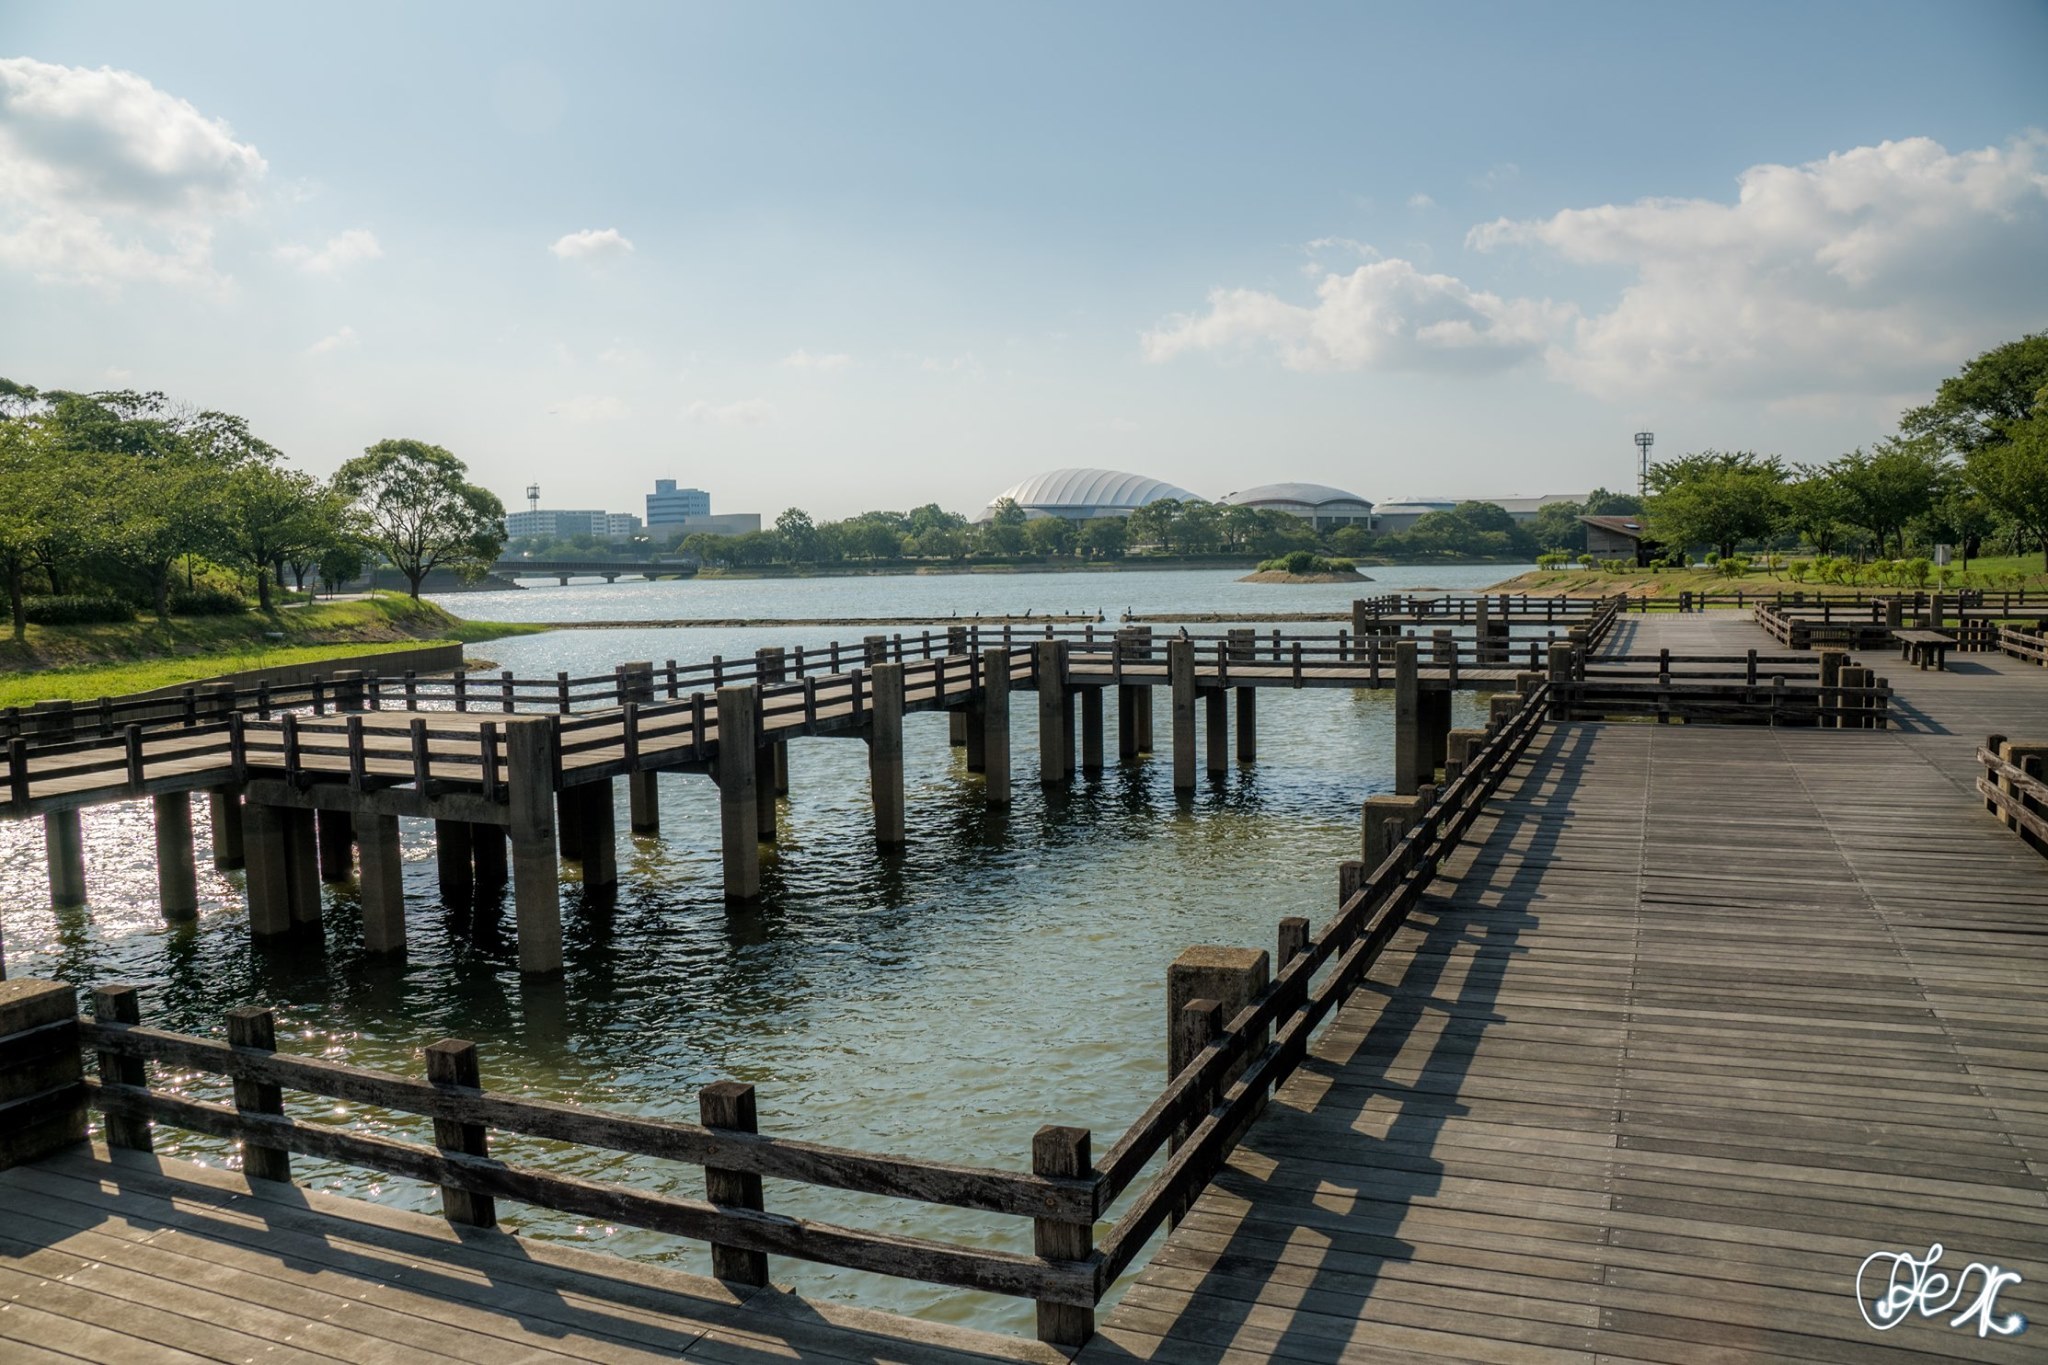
{"left": 1996, "top": 739, "right": 2048, "bottom": 837}
{"left": 1080, "top": 686, "right": 1104, "bottom": 771}
{"left": 92, "top": 984, "right": 151, "bottom": 1151}
{"left": 153, "top": 792, "right": 199, "bottom": 921}
{"left": 1362, "top": 793, "right": 1418, "bottom": 871}
{"left": 357, "top": 813, "right": 406, "bottom": 954}
{"left": 1169, "top": 637, "right": 1197, "bottom": 793}
{"left": 1168, "top": 945, "right": 1271, "bottom": 1139}
{"left": 1547, "top": 643, "right": 1574, "bottom": 722}
{"left": 1032, "top": 1124, "right": 1095, "bottom": 1346}
{"left": 284, "top": 808, "right": 322, "bottom": 927}
{"left": 622, "top": 661, "right": 661, "bottom": 834}
{"left": 0, "top": 979, "right": 86, "bottom": 1169}
{"left": 1035, "top": 639, "right": 1066, "bottom": 785}
{"left": 242, "top": 803, "right": 292, "bottom": 937}
{"left": 316, "top": 809, "right": 354, "bottom": 882}
{"left": 700, "top": 1081, "right": 770, "bottom": 1287}
{"left": 504, "top": 718, "right": 564, "bottom": 971}
{"left": 715, "top": 688, "right": 761, "bottom": 903}
{"left": 1393, "top": 638, "right": 1421, "bottom": 795}
{"left": 868, "top": 661, "right": 906, "bottom": 848}
{"left": 227, "top": 1005, "right": 290, "bottom": 1181}
{"left": 434, "top": 819, "right": 475, "bottom": 905}
{"left": 1819, "top": 649, "right": 1845, "bottom": 728}
{"left": 1444, "top": 728, "right": 1487, "bottom": 783}
{"left": 754, "top": 649, "right": 790, "bottom": 797}
{"left": 44, "top": 809, "right": 86, "bottom": 910}
{"left": 981, "top": 645, "right": 1011, "bottom": 806}
{"left": 426, "top": 1039, "right": 495, "bottom": 1226}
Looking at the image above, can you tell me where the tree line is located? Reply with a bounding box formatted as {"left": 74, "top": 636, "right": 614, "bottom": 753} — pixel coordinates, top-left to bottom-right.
{"left": 1633, "top": 334, "right": 2048, "bottom": 569}
{"left": 0, "top": 379, "right": 505, "bottom": 641}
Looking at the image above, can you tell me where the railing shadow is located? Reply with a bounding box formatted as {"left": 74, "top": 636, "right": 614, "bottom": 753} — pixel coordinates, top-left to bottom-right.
{"left": 1087, "top": 724, "right": 1594, "bottom": 1363}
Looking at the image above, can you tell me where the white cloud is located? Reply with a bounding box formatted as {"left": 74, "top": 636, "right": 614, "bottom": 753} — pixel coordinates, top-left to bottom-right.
{"left": 307, "top": 325, "right": 358, "bottom": 355}
{"left": 0, "top": 57, "right": 266, "bottom": 286}
{"left": 274, "top": 227, "right": 381, "bottom": 274}
{"left": 1143, "top": 258, "right": 1564, "bottom": 373}
{"left": 1406, "top": 193, "right": 1436, "bottom": 210}
{"left": 1470, "top": 133, "right": 2048, "bottom": 400}
{"left": 782, "top": 347, "right": 852, "bottom": 370}
{"left": 1471, "top": 162, "right": 1519, "bottom": 190}
{"left": 548, "top": 393, "right": 629, "bottom": 421}
{"left": 685, "top": 398, "right": 774, "bottom": 426}
{"left": 549, "top": 227, "right": 634, "bottom": 260}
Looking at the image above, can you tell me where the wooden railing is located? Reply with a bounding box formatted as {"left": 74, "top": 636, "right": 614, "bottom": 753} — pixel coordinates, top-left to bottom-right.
{"left": 2000, "top": 626, "right": 2048, "bottom": 666}
{"left": 1977, "top": 735, "right": 2047, "bottom": 855}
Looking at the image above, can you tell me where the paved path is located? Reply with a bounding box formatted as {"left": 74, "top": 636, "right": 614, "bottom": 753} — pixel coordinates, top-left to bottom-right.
{"left": 1086, "top": 613, "right": 2048, "bottom": 1363}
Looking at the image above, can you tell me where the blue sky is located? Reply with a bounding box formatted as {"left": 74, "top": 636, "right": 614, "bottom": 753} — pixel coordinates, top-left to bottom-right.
{"left": 3, "top": 1, "right": 2045, "bottom": 520}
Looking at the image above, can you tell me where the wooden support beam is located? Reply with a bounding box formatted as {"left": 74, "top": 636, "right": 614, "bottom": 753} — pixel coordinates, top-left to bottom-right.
{"left": 868, "top": 661, "right": 905, "bottom": 849}
{"left": 1032, "top": 1125, "right": 1094, "bottom": 1347}
{"left": 700, "top": 1081, "right": 769, "bottom": 1286}
{"left": 357, "top": 813, "right": 406, "bottom": 955}
{"left": 44, "top": 809, "right": 85, "bottom": 910}
{"left": 1080, "top": 686, "right": 1104, "bottom": 772}
{"left": 1236, "top": 687, "right": 1256, "bottom": 762}
{"left": 504, "top": 718, "right": 563, "bottom": 973}
{"left": 426, "top": 1039, "right": 495, "bottom": 1227}
{"left": 981, "top": 646, "right": 1011, "bottom": 806}
{"left": 716, "top": 687, "right": 761, "bottom": 903}
{"left": 1169, "top": 638, "right": 1196, "bottom": 794}
{"left": 1204, "top": 688, "right": 1227, "bottom": 777}
{"left": 0, "top": 980, "right": 85, "bottom": 1170}
{"left": 227, "top": 1006, "right": 289, "bottom": 1182}
{"left": 153, "top": 793, "right": 198, "bottom": 922}
{"left": 208, "top": 786, "right": 245, "bottom": 870}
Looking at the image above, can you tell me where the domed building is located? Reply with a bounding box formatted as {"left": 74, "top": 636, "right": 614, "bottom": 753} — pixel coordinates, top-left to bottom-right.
{"left": 1217, "top": 482, "right": 1374, "bottom": 530}
{"left": 979, "top": 467, "right": 1203, "bottom": 522}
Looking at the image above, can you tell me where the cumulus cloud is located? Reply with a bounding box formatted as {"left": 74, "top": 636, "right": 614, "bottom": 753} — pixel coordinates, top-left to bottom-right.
{"left": 685, "top": 398, "right": 774, "bottom": 426}
{"left": 782, "top": 347, "right": 852, "bottom": 370}
{"left": 1143, "top": 258, "right": 1564, "bottom": 373}
{"left": 1470, "top": 133, "right": 2048, "bottom": 400}
{"left": 0, "top": 56, "right": 266, "bottom": 286}
{"left": 548, "top": 394, "right": 629, "bottom": 421}
{"left": 307, "top": 325, "right": 357, "bottom": 354}
{"left": 1148, "top": 133, "right": 2048, "bottom": 404}
{"left": 549, "top": 227, "right": 634, "bottom": 260}
{"left": 274, "top": 227, "right": 381, "bottom": 274}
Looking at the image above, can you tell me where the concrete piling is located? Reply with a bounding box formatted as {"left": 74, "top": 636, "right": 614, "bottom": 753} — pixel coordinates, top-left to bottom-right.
{"left": 1036, "top": 640, "right": 1066, "bottom": 785}
{"left": 208, "top": 788, "right": 245, "bottom": 869}
{"left": 1169, "top": 638, "right": 1197, "bottom": 793}
{"left": 1080, "top": 687, "right": 1104, "bottom": 772}
{"left": 716, "top": 687, "right": 761, "bottom": 903}
{"left": 316, "top": 809, "right": 354, "bottom": 882}
{"left": 357, "top": 813, "right": 406, "bottom": 954}
{"left": 435, "top": 820, "right": 475, "bottom": 904}
{"left": 153, "top": 793, "right": 198, "bottom": 922}
{"left": 44, "top": 809, "right": 85, "bottom": 910}
{"left": 283, "top": 808, "right": 321, "bottom": 927}
{"left": 505, "top": 718, "right": 564, "bottom": 972}
{"left": 1236, "top": 689, "right": 1256, "bottom": 762}
{"left": 1394, "top": 639, "right": 1422, "bottom": 795}
{"left": 1204, "top": 689, "right": 1228, "bottom": 777}
{"left": 981, "top": 646, "right": 1011, "bottom": 805}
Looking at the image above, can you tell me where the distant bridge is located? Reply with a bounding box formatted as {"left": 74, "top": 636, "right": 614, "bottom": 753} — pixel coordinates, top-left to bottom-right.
{"left": 492, "top": 558, "right": 698, "bottom": 584}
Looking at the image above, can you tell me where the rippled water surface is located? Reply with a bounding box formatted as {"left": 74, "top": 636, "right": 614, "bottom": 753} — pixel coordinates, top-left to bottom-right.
{"left": 0, "top": 567, "right": 1524, "bottom": 1333}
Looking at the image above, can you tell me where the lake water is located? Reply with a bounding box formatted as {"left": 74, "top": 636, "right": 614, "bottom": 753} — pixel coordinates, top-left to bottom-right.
{"left": 0, "top": 564, "right": 1529, "bottom": 1333}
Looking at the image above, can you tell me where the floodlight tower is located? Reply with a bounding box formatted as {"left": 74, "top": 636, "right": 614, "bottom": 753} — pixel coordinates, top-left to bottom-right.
{"left": 526, "top": 483, "right": 540, "bottom": 514}
{"left": 1634, "top": 432, "right": 1654, "bottom": 500}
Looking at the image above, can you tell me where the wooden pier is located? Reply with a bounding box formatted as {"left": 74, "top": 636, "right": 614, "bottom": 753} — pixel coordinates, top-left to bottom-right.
{"left": 4, "top": 595, "right": 2044, "bottom": 1360}
{"left": 1084, "top": 610, "right": 2048, "bottom": 1363}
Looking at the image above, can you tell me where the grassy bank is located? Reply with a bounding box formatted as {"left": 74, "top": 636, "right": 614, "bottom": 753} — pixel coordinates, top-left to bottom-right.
{"left": 1489, "top": 553, "right": 2048, "bottom": 598}
{"left": 0, "top": 595, "right": 547, "bottom": 705}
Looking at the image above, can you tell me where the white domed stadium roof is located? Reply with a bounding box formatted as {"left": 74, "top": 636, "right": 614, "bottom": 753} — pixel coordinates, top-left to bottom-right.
{"left": 1219, "top": 482, "right": 1372, "bottom": 510}
{"left": 980, "top": 467, "right": 1203, "bottom": 521}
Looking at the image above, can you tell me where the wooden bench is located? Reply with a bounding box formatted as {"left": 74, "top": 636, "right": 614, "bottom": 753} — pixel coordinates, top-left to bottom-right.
{"left": 1894, "top": 628, "right": 1954, "bottom": 670}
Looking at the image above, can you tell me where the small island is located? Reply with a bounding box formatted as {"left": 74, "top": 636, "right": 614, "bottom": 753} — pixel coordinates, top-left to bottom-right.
{"left": 1239, "top": 551, "right": 1373, "bottom": 584}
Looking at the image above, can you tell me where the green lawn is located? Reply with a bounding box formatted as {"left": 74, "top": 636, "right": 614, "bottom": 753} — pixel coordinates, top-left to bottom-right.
{"left": 0, "top": 594, "right": 547, "bottom": 705}
{"left": 1494, "top": 553, "right": 2047, "bottom": 599}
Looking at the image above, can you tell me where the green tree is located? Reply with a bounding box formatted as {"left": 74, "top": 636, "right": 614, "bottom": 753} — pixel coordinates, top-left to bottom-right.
{"left": 1582, "top": 487, "right": 1643, "bottom": 516}
{"left": 1827, "top": 436, "right": 1946, "bottom": 559}
{"left": 987, "top": 497, "right": 1026, "bottom": 530}
{"left": 1965, "top": 399, "right": 2048, "bottom": 569}
{"left": 1125, "top": 499, "right": 1182, "bottom": 552}
{"left": 218, "top": 464, "right": 327, "bottom": 610}
{"left": 775, "top": 507, "right": 819, "bottom": 563}
{"left": 1528, "top": 499, "right": 1588, "bottom": 553}
{"left": 1077, "top": 517, "right": 1126, "bottom": 559}
{"left": 1902, "top": 332, "right": 2048, "bottom": 457}
{"left": 333, "top": 439, "right": 506, "bottom": 599}
{"left": 1779, "top": 471, "right": 1852, "bottom": 556}
{"left": 1024, "top": 515, "right": 1076, "bottom": 557}
{"left": 1645, "top": 451, "right": 1785, "bottom": 560}
{"left": 1218, "top": 504, "right": 1263, "bottom": 550}
{"left": 1176, "top": 501, "right": 1222, "bottom": 553}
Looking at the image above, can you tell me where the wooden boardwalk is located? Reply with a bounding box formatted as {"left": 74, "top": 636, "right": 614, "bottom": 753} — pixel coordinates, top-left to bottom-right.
{"left": 1086, "top": 613, "right": 2048, "bottom": 1363}
{"left": 0, "top": 1144, "right": 1068, "bottom": 1365}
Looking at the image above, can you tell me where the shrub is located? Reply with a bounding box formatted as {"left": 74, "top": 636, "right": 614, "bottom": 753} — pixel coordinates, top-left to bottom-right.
{"left": 1577, "top": 554, "right": 1595, "bottom": 570}
{"left": 168, "top": 586, "right": 249, "bottom": 616}
{"left": 22, "top": 594, "right": 135, "bottom": 625}
{"left": 1786, "top": 561, "right": 1810, "bottom": 583}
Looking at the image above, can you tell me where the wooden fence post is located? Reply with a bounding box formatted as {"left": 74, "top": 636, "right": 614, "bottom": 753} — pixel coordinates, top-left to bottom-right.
{"left": 92, "top": 984, "right": 151, "bottom": 1152}
{"left": 227, "top": 1005, "right": 290, "bottom": 1182}
{"left": 1032, "top": 1125, "right": 1094, "bottom": 1347}
{"left": 700, "top": 1081, "right": 769, "bottom": 1287}
{"left": 0, "top": 979, "right": 85, "bottom": 1170}
{"left": 426, "top": 1039, "right": 495, "bottom": 1227}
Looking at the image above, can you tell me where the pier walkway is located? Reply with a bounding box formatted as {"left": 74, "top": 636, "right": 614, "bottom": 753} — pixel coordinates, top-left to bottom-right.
{"left": 1086, "top": 613, "right": 2048, "bottom": 1363}
{"left": 0, "top": 1143, "right": 1065, "bottom": 1365}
